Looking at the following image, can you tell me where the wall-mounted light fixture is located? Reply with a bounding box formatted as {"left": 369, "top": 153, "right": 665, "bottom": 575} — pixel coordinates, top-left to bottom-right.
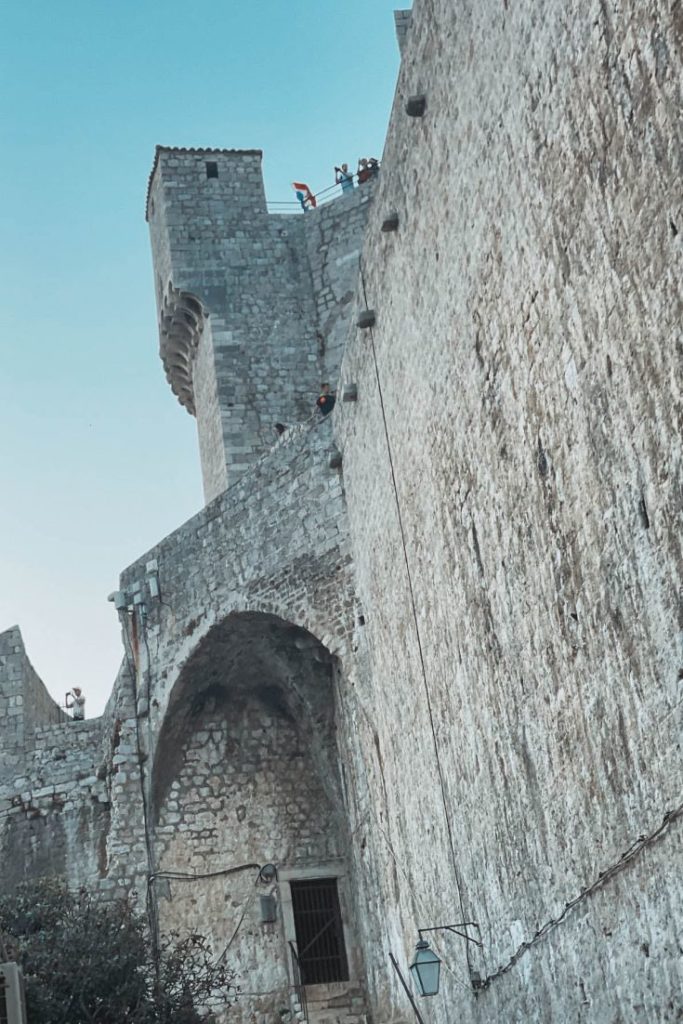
{"left": 410, "top": 923, "right": 482, "bottom": 998}
{"left": 409, "top": 940, "right": 441, "bottom": 997}
{"left": 258, "top": 863, "right": 278, "bottom": 884}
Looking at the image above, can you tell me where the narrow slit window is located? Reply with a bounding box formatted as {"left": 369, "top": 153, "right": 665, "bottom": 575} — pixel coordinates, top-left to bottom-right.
{"left": 206, "top": 161, "right": 218, "bottom": 179}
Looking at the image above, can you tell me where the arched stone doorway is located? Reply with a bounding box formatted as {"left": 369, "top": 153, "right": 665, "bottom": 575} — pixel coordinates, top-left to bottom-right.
{"left": 151, "top": 611, "right": 366, "bottom": 1023}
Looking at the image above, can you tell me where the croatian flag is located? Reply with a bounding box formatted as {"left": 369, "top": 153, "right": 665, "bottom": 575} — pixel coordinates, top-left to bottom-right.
{"left": 292, "top": 181, "right": 317, "bottom": 210}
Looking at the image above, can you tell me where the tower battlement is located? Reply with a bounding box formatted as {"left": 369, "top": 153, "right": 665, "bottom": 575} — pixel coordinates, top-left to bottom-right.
{"left": 147, "top": 145, "right": 374, "bottom": 502}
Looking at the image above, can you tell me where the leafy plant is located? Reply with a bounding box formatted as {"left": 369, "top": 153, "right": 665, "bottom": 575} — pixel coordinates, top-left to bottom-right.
{"left": 0, "top": 879, "right": 236, "bottom": 1023}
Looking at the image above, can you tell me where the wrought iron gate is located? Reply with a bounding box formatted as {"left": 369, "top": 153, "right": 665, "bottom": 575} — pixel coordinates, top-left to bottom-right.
{"left": 290, "top": 878, "right": 349, "bottom": 985}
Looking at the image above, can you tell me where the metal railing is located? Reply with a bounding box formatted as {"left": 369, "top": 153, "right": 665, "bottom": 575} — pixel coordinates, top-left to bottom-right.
{"left": 267, "top": 168, "right": 380, "bottom": 214}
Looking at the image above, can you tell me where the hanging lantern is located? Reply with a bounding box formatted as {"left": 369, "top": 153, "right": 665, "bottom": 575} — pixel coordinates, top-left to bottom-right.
{"left": 409, "top": 939, "right": 441, "bottom": 997}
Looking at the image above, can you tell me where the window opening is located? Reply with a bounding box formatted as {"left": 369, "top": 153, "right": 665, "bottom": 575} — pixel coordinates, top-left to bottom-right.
{"left": 206, "top": 161, "right": 218, "bottom": 179}
{"left": 290, "top": 877, "right": 349, "bottom": 985}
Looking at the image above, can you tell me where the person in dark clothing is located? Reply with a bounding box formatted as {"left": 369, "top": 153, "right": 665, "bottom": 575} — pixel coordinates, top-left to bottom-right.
{"left": 316, "top": 383, "right": 336, "bottom": 416}
{"left": 357, "top": 158, "right": 371, "bottom": 184}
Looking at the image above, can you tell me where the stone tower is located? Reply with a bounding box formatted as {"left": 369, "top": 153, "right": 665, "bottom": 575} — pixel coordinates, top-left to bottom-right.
{"left": 147, "top": 147, "right": 323, "bottom": 501}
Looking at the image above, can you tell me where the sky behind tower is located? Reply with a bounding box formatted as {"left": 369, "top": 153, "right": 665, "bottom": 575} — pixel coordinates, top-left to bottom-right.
{"left": 0, "top": 0, "right": 403, "bottom": 715}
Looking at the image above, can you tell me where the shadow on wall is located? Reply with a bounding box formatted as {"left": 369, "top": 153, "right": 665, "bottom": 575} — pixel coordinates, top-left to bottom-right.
{"left": 151, "top": 611, "right": 343, "bottom": 820}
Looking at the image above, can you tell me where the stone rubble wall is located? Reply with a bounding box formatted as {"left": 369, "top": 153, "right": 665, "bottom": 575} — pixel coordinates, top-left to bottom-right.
{"left": 155, "top": 695, "right": 345, "bottom": 1024}
{"left": 0, "top": 714, "right": 109, "bottom": 889}
{"left": 333, "top": 0, "right": 683, "bottom": 1021}
{"left": 0, "top": 627, "right": 68, "bottom": 781}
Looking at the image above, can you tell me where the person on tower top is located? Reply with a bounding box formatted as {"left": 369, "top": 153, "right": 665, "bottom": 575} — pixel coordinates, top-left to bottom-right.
{"left": 357, "top": 158, "right": 371, "bottom": 184}
{"left": 66, "top": 687, "right": 85, "bottom": 721}
{"left": 316, "top": 383, "right": 336, "bottom": 416}
{"left": 335, "top": 163, "right": 355, "bottom": 193}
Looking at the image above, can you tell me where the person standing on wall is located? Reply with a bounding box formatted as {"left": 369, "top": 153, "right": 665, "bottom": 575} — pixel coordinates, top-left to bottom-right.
{"left": 66, "top": 687, "right": 85, "bottom": 721}
{"left": 316, "top": 383, "right": 336, "bottom": 416}
{"left": 357, "top": 158, "right": 371, "bottom": 184}
{"left": 335, "top": 163, "right": 355, "bottom": 193}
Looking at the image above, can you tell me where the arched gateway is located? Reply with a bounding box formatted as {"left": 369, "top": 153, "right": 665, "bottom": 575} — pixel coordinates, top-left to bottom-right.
{"left": 150, "top": 611, "right": 367, "bottom": 1023}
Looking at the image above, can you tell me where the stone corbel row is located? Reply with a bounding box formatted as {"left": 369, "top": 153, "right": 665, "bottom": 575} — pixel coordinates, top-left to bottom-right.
{"left": 159, "top": 285, "right": 207, "bottom": 415}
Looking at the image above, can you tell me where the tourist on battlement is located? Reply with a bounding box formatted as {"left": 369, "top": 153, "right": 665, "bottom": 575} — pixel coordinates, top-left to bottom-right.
{"left": 368, "top": 156, "right": 380, "bottom": 178}
{"left": 66, "top": 687, "right": 85, "bottom": 721}
{"left": 334, "top": 163, "right": 355, "bottom": 193}
{"left": 357, "top": 158, "right": 371, "bottom": 184}
{"left": 316, "top": 383, "right": 336, "bottom": 416}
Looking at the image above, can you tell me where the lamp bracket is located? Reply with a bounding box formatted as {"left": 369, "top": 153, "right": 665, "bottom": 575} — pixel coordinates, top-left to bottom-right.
{"left": 417, "top": 922, "right": 483, "bottom": 948}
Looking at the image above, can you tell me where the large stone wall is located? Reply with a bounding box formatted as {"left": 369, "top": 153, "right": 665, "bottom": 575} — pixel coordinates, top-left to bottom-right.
{"left": 0, "top": 629, "right": 113, "bottom": 888}
{"left": 301, "top": 183, "right": 377, "bottom": 385}
{"left": 2, "top": 3, "right": 681, "bottom": 1024}
{"left": 333, "top": 0, "right": 683, "bottom": 1020}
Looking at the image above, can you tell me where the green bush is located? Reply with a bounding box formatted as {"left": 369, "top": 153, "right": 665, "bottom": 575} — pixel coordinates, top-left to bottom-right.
{"left": 0, "top": 879, "right": 236, "bottom": 1024}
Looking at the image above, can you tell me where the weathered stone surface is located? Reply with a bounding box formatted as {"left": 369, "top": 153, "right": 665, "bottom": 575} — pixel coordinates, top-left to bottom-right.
{"left": 1, "top": 2, "right": 681, "bottom": 1023}
{"left": 334, "top": 0, "right": 682, "bottom": 1020}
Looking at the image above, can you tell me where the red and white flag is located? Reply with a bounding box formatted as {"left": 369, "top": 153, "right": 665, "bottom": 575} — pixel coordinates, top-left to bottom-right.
{"left": 292, "top": 181, "right": 317, "bottom": 209}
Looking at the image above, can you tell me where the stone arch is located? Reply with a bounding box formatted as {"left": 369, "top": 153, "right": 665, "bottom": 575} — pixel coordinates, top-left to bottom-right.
{"left": 149, "top": 611, "right": 361, "bottom": 1021}
{"left": 151, "top": 610, "right": 342, "bottom": 819}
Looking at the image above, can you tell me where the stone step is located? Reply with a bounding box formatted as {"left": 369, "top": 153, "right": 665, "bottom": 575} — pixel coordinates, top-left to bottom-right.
{"left": 307, "top": 1014, "right": 366, "bottom": 1024}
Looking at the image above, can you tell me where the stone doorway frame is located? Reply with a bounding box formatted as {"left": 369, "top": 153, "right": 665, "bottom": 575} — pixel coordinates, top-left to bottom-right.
{"left": 278, "top": 860, "right": 360, "bottom": 990}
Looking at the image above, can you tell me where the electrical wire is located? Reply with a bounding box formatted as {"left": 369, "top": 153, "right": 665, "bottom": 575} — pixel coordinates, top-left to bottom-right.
{"left": 146, "top": 863, "right": 265, "bottom": 966}
{"left": 215, "top": 867, "right": 267, "bottom": 964}
{"left": 358, "top": 265, "right": 473, "bottom": 977}
{"left": 478, "top": 800, "right": 683, "bottom": 989}
{"left": 119, "top": 608, "right": 162, "bottom": 981}
{"left": 352, "top": 264, "right": 683, "bottom": 991}
{"left": 149, "top": 863, "right": 261, "bottom": 884}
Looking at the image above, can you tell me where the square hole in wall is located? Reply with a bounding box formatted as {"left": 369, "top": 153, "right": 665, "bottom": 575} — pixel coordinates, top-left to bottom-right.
{"left": 206, "top": 161, "right": 218, "bottom": 179}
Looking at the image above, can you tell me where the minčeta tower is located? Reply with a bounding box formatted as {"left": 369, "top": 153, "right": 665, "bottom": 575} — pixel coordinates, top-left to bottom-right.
{"left": 146, "top": 146, "right": 373, "bottom": 502}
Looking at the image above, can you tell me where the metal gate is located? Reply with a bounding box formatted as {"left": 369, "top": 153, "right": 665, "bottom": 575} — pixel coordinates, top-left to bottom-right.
{"left": 290, "top": 878, "right": 349, "bottom": 985}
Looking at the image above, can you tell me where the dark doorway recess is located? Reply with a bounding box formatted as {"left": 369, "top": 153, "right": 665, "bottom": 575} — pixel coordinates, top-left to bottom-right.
{"left": 291, "top": 878, "right": 349, "bottom": 985}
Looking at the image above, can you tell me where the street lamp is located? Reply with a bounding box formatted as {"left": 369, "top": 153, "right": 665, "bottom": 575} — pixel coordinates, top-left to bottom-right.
{"left": 410, "top": 923, "right": 483, "bottom": 998}
{"left": 409, "top": 939, "right": 442, "bottom": 996}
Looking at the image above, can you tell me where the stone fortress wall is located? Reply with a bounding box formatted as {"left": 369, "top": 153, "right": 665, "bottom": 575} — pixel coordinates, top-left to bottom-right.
{"left": 0, "top": 628, "right": 110, "bottom": 889}
{"left": 332, "top": 0, "right": 682, "bottom": 1021}
{"left": 1, "top": 2, "right": 681, "bottom": 1023}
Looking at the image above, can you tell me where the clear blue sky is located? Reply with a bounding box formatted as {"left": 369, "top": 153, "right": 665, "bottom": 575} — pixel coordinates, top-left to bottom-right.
{"left": 0, "top": 0, "right": 403, "bottom": 715}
